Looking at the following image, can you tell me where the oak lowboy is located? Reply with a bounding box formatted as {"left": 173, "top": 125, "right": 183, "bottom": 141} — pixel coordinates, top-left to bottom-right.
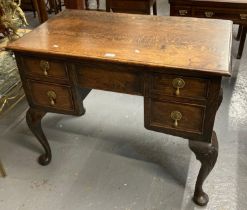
{"left": 7, "top": 10, "right": 232, "bottom": 206}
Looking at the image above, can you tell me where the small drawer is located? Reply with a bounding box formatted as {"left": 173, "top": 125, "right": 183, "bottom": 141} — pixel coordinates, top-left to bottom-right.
{"left": 146, "top": 99, "right": 205, "bottom": 134}
{"left": 27, "top": 80, "right": 74, "bottom": 111}
{"left": 150, "top": 74, "right": 208, "bottom": 100}
{"left": 193, "top": 7, "right": 247, "bottom": 23}
{"left": 22, "top": 57, "right": 69, "bottom": 80}
{"left": 170, "top": 6, "right": 192, "bottom": 17}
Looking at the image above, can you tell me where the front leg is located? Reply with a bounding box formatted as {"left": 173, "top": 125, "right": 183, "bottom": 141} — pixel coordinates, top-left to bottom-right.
{"left": 0, "top": 160, "right": 6, "bottom": 177}
{"left": 189, "top": 131, "right": 218, "bottom": 206}
{"left": 26, "top": 108, "right": 51, "bottom": 166}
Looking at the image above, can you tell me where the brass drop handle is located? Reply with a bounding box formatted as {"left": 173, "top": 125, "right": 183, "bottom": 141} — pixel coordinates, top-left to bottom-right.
{"left": 240, "top": 14, "right": 247, "bottom": 20}
{"left": 40, "top": 60, "right": 50, "bottom": 76}
{"left": 172, "top": 78, "right": 185, "bottom": 96}
{"left": 179, "top": 10, "right": 188, "bottom": 16}
{"left": 171, "top": 111, "right": 182, "bottom": 127}
{"left": 47, "top": 91, "right": 56, "bottom": 106}
{"left": 205, "top": 11, "right": 214, "bottom": 18}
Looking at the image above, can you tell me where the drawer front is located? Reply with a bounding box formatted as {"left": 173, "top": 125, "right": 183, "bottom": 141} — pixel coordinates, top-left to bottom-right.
{"left": 146, "top": 99, "right": 205, "bottom": 134}
{"left": 150, "top": 74, "right": 208, "bottom": 100}
{"left": 27, "top": 80, "right": 74, "bottom": 111}
{"left": 170, "top": 6, "right": 192, "bottom": 17}
{"left": 77, "top": 62, "right": 143, "bottom": 95}
{"left": 193, "top": 7, "right": 247, "bottom": 23}
{"left": 22, "top": 57, "right": 69, "bottom": 80}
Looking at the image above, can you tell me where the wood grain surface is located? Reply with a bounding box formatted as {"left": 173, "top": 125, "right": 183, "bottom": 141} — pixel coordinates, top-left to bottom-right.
{"left": 7, "top": 10, "right": 232, "bottom": 76}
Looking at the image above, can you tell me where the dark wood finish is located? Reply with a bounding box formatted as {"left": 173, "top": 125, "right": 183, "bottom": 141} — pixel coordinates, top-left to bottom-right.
{"left": 8, "top": 11, "right": 231, "bottom": 76}
{"left": 32, "top": 0, "right": 48, "bottom": 23}
{"left": 21, "top": 0, "right": 35, "bottom": 11}
{"left": 170, "top": 0, "right": 247, "bottom": 23}
{"left": 150, "top": 74, "right": 209, "bottom": 101}
{"left": 78, "top": 87, "right": 91, "bottom": 114}
{"left": 21, "top": 0, "right": 36, "bottom": 17}
{"left": 24, "top": 0, "right": 61, "bottom": 23}
{"left": 7, "top": 10, "right": 232, "bottom": 206}
{"left": 106, "top": 0, "right": 157, "bottom": 15}
{"left": 22, "top": 0, "right": 62, "bottom": 20}
{"left": 27, "top": 80, "right": 75, "bottom": 111}
{"left": 22, "top": 56, "right": 69, "bottom": 81}
{"left": 237, "top": 26, "right": 247, "bottom": 58}
{"left": 77, "top": 62, "right": 143, "bottom": 95}
{"left": 169, "top": 0, "right": 247, "bottom": 59}
{"left": 47, "top": 0, "right": 62, "bottom": 14}
{"left": 147, "top": 99, "right": 205, "bottom": 134}
{"left": 144, "top": 75, "right": 222, "bottom": 142}
{"left": 189, "top": 131, "right": 218, "bottom": 206}
{"left": 26, "top": 108, "right": 51, "bottom": 165}
{"left": 236, "top": 25, "right": 243, "bottom": 41}
{"left": 0, "top": 160, "right": 6, "bottom": 177}
{"left": 64, "top": 0, "right": 85, "bottom": 9}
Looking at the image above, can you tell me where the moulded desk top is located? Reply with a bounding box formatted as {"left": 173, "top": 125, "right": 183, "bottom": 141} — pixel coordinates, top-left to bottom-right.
{"left": 7, "top": 9, "right": 232, "bottom": 76}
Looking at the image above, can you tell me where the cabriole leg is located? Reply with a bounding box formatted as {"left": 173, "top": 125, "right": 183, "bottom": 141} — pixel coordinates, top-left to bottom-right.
{"left": 236, "top": 25, "right": 243, "bottom": 41}
{"left": 237, "top": 26, "right": 247, "bottom": 59}
{"left": 26, "top": 108, "right": 51, "bottom": 166}
{"left": 189, "top": 131, "right": 218, "bottom": 206}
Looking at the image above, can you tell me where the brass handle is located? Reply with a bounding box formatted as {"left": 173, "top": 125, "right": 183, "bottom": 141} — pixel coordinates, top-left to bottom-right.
{"left": 205, "top": 11, "right": 214, "bottom": 18}
{"left": 40, "top": 60, "right": 50, "bottom": 76}
{"left": 171, "top": 111, "right": 182, "bottom": 127}
{"left": 240, "top": 14, "right": 247, "bottom": 20}
{"left": 172, "top": 78, "right": 185, "bottom": 96}
{"left": 47, "top": 91, "right": 56, "bottom": 106}
{"left": 179, "top": 10, "right": 188, "bottom": 16}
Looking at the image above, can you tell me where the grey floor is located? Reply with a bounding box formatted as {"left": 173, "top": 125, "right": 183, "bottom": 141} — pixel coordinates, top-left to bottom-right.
{"left": 0, "top": 0, "right": 247, "bottom": 210}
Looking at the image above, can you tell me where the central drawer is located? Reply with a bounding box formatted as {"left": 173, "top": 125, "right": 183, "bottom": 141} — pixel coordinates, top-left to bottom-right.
{"left": 77, "top": 62, "right": 143, "bottom": 95}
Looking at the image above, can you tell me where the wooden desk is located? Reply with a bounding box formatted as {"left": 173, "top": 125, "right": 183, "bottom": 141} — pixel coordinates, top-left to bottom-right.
{"left": 7, "top": 10, "right": 232, "bottom": 206}
{"left": 169, "top": 0, "right": 247, "bottom": 59}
